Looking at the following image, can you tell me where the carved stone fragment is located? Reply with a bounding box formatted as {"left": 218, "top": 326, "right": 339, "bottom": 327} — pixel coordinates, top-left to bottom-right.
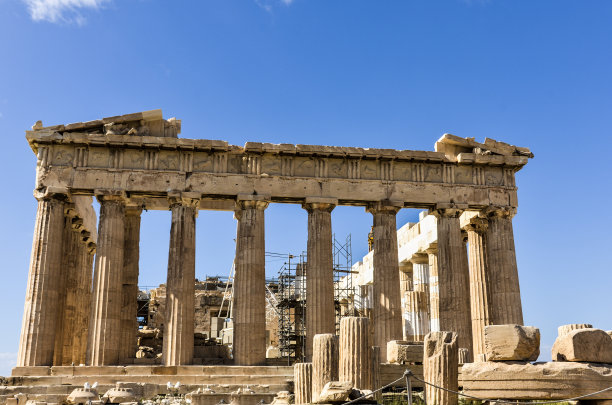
{"left": 484, "top": 324, "right": 540, "bottom": 362}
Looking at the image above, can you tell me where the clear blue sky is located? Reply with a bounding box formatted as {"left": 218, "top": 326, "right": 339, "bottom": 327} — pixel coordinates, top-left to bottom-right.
{"left": 1, "top": 0, "right": 611, "bottom": 375}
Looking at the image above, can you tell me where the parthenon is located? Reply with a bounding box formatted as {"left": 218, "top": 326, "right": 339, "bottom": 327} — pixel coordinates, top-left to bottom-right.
{"left": 6, "top": 109, "right": 612, "bottom": 404}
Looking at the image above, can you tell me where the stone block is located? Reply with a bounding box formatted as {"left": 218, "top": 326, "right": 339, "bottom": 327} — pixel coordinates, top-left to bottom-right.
{"left": 462, "top": 361, "right": 612, "bottom": 400}
{"left": 315, "top": 381, "right": 353, "bottom": 404}
{"left": 484, "top": 324, "right": 540, "bottom": 361}
{"left": 386, "top": 340, "right": 424, "bottom": 364}
{"left": 552, "top": 328, "right": 612, "bottom": 363}
{"left": 558, "top": 323, "right": 592, "bottom": 336}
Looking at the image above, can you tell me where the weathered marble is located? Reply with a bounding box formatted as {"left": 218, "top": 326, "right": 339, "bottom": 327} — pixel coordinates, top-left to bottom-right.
{"left": 368, "top": 202, "right": 403, "bottom": 362}
{"left": 163, "top": 195, "right": 198, "bottom": 365}
{"left": 304, "top": 200, "right": 336, "bottom": 361}
{"left": 233, "top": 198, "right": 268, "bottom": 366}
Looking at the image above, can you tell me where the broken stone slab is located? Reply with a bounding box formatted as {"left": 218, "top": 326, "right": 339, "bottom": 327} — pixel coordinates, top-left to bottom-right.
{"left": 558, "top": 323, "right": 593, "bottom": 336}
{"left": 386, "top": 340, "right": 424, "bottom": 364}
{"left": 462, "top": 361, "right": 612, "bottom": 400}
{"left": 66, "top": 388, "right": 98, "bottom": 404}
{"left": 315, "top": 381, "right": 353, "bottom": 404}
{"left": 552, "top": 328, "right": 612, "bottom": 363}
{"left": 102, "top": 387, "right": 135, "bottom": 403}
{"left": 484, "top": 324, "right": 540, "bottom": 362}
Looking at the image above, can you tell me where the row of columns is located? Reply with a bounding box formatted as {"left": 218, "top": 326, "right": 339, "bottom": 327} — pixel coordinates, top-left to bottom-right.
{"left": 18, "top": 191, "right": 96, "bottom": 367}
{"left": 401, "top": 207, "right": 523, "bottom": 361}
{"left": 18, "top": 190, "right": 522, "bottom": 367}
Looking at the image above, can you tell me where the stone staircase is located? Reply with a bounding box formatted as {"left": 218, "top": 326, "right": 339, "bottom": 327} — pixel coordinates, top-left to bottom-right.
{"left": 0, "top": 365, "right": 294, "bottom": 404}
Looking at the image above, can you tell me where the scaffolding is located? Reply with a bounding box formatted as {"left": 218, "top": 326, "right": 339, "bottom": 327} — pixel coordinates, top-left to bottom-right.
{"left": 276, "top": 252, "right": 307, "bottom": 364}
{"left": 333, "top": 234, "right": 354, "bottom": 334}
{"left": 275, "top": 234, "right": 354, "bottom": 364}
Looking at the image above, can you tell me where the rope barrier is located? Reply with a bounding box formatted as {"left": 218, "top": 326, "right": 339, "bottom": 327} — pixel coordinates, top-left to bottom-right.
{"left": 342, "top": 369, "right": 612, "bottom": 405}
{"left": 341, "top": 374, "right": 407, "bottom": 405}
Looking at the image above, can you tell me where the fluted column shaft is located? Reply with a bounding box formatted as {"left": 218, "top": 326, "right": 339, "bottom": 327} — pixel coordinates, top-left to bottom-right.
{"left": 367, "top": 203, "right": 403, "bottom": 362}
{"left": 233, "top": 199, "right": 268, "bottom": 365}
{"left": 465, "top": 218, "right": 491, "bottom": 360}
{"left": 404, "top": 291, "right": 429, "bottom": 341}
{"left": 485, "top": 208, "right": 523, "bottom": 325}
{"left": 74, "top": 244, "right": 94, "bottom": 365}
{"left": 303, "top": 201, "right": 335, "bottom": 361}
{"left": 55, "top": 215, "right": 82, "bottom": 365}
{"left": 120, "top": 207, "right": 142, "bottom": 363}
{"left": 424, "top": 331, "right": 459, "bottom": 405}
{"left": 87, "top": 193, "right": 126, "bottom": 366}
{"left": 339, "top": 317, "right": 372, "bottom": 390}
{"left": 432, "top": 209, "right": 473, "bottom": 361}
{"left": 294, "top": 362, "right": 313, "bottom": 405}
{"left": 399, "top": 263, "right": 413, "bottom": 294}
{"left": 18, "top": 193, "right": 67, "bottom": 367}
{"left": 163, "top": 197, "right": 197, "bottom": 366}
{"left": 427, "top": 249, "right": 439, "bottom": 333}
{"left": 312, "top": 333, "right": 339, "bottom": 403}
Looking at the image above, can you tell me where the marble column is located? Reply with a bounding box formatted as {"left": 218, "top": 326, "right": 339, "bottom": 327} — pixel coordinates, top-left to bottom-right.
{"left": 163, "top": 195, "right": 198, "bottom": 366}
{"left": 87, "top": 192, "right": 126, "bottom": 366}
{"left": 399, "top": 262, "right": 413, "bottom": 294}
{"left": 432, "top": 208, "right": 473, "bottom": 362}
{"left": 233, "top": 198, "right": 268, "bottom": 365}
{"left": 17, "top": 191, "right": 67, "bottom": 367}
{"left": 465, "top": 217, "right": 492, "bottom": 361}
{"left": 120, "top": 206, "right": 142, "bottom": 363}
{"left": 55, "top": 212, "right": 82, "bottom": 366}
{"left": 485, "top": 207, "right": 523, "bottom": 325}
{"left": 303, "top": 200, "right": 336, "bottom": 361}
{"left": 76, "top": 245, "right": 95, "bottom": 365}
{"left": 404, "top": 253, "right": 429, "bottom": 341}
{"left": 426, "top": 247, "right": 439, "bottom": 333}
{"left": 367, "top": 201, "right": 403, "bottom": 362}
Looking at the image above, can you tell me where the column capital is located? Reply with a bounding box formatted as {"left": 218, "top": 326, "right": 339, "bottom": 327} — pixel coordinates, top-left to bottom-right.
{"left": 95, "top": 189, "right": 127, "bottom": 204}
{"left": 125, "top": 205, "right": 144, "bottom": 216}
{"left": 464, "top": 217, "right": 489, "bottom": 234}
{"left": 366, "top": 200, "right": 403, "bottom": 214}
{"left": 33, "top": 187, "right": 70, "bottom": 202}
{"left": 425, "top": 244, "right": 438, "bottom": 255}
{"left": 481, "top": 205, "right": 516, "bottom": 219}
{"left": 167, "top": 191, "right": 201, "bottom": 210}
{"left": 429, "top": 202, "right": 468, "bottom": 219}
{"left": 236, "top": 194, "right": 270, "bottom": 211}
{"left": 303, "top": 197, "right": 337, "bottom": 213}
{"left": 410, "top": 253, "right": 429, "bottom": 264}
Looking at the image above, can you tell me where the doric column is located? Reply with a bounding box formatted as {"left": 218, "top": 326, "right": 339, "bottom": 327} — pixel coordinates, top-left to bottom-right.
{"left": 399, "top": 262, "right": 413, "bottom": 294}
{"left": 311, "top": 333, "right": 339, "bottom": 403}
{"left": 163, "top": 194, "right": 198, "bottom": 366}
{"left": 339, "top": 317, "right": 372, "bottom": 390}
{"left": 87, "top": 191, "right": 126, "bottom": 366}
{"left": 431, "top": 207, "right": 473, "bottom": 362}
{"left": 233, "top": 197, "right": 269, "bottom": 365}
{"left": 424, "top": 331, "right": 459, "bottom": 405}
{"left": 404, "top": 253, "right": 430, "bottom": 341}
{"left": 55, "top": 209, "right": 83, "bottom": 365}
{"left": 303, "top": 198, "right": 336, "bottom": 361}
{"left": 75, "top": 244, "right": 95, "bottom": 365}
{"left": 120, "top": 206, "right": 142, "bottom": 363}
{"left": 17, "top": 190, "right": 68, "bottom": 367}
{"left": 367, "top": 201, "right": 403, "bottom": 362}
{"left": 465, "top": 217, "right": 492, "bottom": 360}
{"left": 426, "top": 246, "right": 439, "bottom": 333}
{"left": 484, "top": 207, "right": 524, "bottom": 325}
{"left": 294, "top": 362, "right": 313, "bottom": 404}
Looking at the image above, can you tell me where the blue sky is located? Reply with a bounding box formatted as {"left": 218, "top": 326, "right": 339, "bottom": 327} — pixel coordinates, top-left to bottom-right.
{"left": 1, "top": 0, "right": 611, "bottom": 375}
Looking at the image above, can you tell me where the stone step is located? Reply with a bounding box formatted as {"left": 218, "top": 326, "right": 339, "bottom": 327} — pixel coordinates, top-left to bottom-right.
{"left": 9, "top": 374, "right": 292, "bottom": 387}
{"left": 12, "top": 365, "right": 294, "bottom": 377}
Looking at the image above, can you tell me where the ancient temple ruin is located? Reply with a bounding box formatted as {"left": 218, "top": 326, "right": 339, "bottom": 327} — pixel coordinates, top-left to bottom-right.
{"left": 6, "top": 109, "right": 611, "bottom": 404}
